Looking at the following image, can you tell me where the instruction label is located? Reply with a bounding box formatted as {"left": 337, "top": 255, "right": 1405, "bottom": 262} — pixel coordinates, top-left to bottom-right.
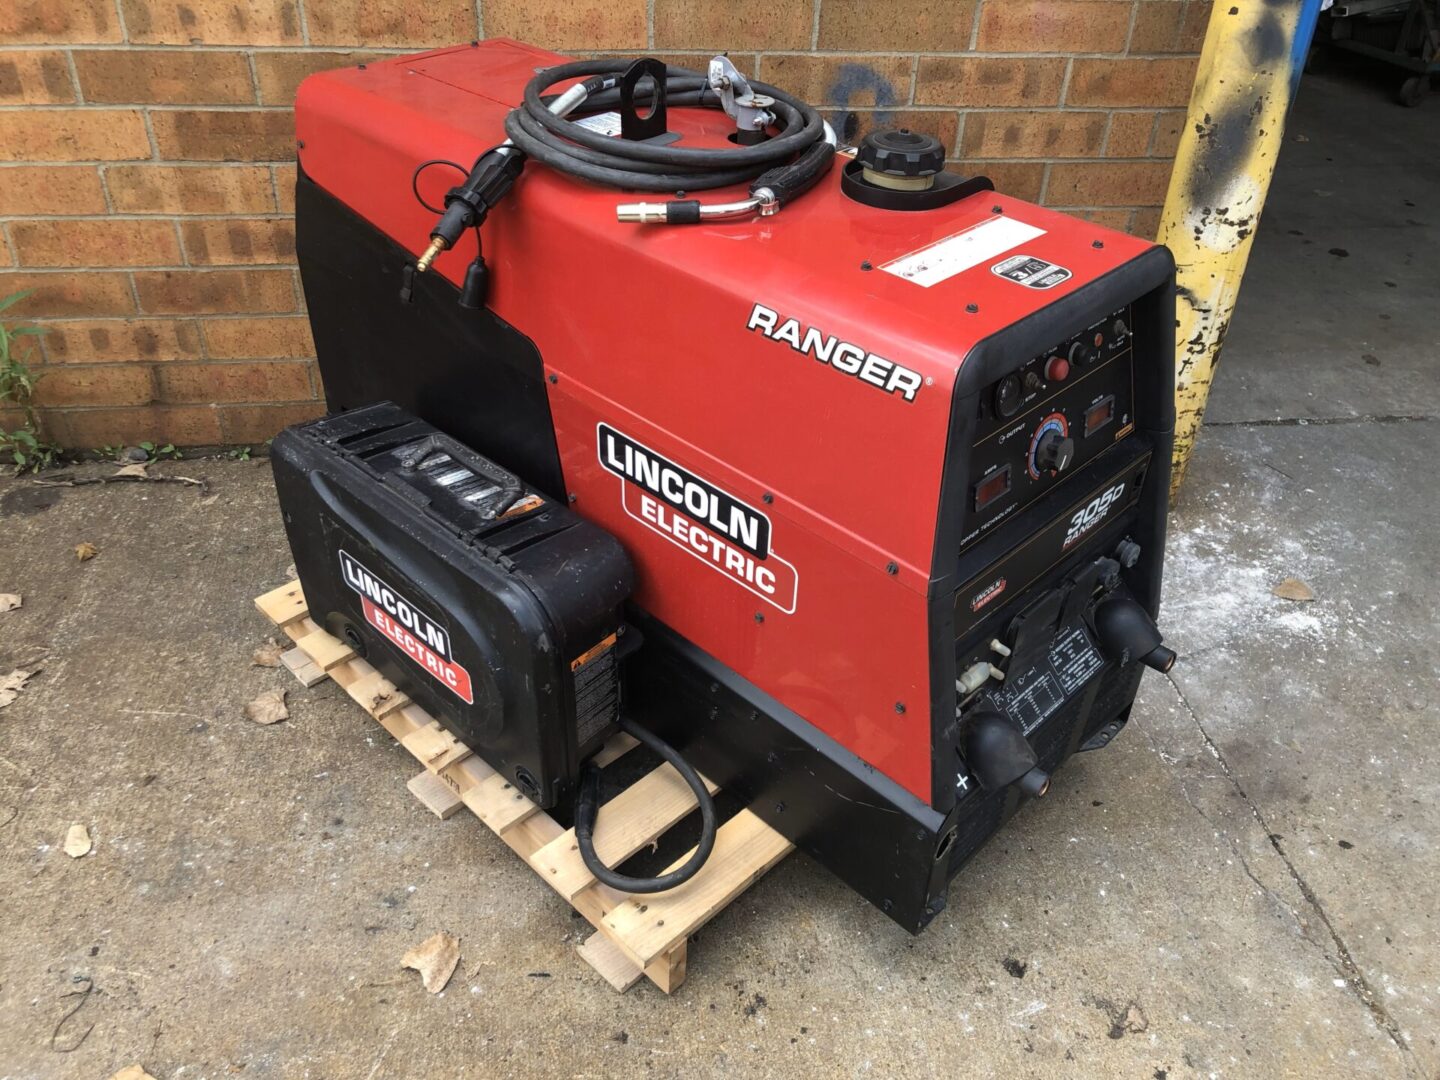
{"left": 993, "top": 625, "right": 1104, "bottom": 735}
{"left": 881, "top": 217, "right": 1045, "bottom": 288}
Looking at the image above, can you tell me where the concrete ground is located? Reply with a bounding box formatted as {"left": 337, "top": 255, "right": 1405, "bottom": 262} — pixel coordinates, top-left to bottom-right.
{"left": 0, "top": 66, "right": 1435, "bottom": 1080}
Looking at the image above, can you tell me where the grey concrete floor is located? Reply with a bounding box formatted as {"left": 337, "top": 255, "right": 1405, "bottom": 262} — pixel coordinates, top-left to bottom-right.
{"left": 0, "top": 67, "right": 1435, "bottom": 1080}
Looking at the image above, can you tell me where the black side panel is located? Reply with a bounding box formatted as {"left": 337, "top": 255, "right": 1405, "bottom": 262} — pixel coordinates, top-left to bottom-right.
{"left": 294, "top": 171, "right": 566, "bottom": 500}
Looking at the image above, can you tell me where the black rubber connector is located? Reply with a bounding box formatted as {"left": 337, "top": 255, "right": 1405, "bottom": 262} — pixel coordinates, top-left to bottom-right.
{"left": 574, "top": 716, "right": 717, "bottom": 894}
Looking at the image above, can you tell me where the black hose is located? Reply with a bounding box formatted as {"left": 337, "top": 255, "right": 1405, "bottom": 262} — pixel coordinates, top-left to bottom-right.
{"left": 503, "top": 59, "right": 830, "bottom": 193}
{"left": 574, "top": 716, "right": 718, "bottom": 894}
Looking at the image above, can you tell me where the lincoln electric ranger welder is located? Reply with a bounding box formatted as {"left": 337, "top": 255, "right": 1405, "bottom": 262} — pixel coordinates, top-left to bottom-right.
{"left": 272, "top": 39, "right": 1178, "bottom": 931}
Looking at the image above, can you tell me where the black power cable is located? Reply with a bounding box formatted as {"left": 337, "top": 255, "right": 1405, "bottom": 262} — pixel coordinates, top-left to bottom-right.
{"left": 574, "top": 716, "right": 718, "bottom": 894}
{"left": 504, "top": 59, "right": 831, "bottom": 192}
{"left": 410, "top": 57, "right": 836, "bottom": 278}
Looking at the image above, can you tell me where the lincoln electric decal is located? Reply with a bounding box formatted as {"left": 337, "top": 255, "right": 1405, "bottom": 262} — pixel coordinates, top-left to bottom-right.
{"left": 597, "top": 424, "right": 799, "bottom": 613}
{"left": 340, "top": 550, "right": 475, "bottom": 703}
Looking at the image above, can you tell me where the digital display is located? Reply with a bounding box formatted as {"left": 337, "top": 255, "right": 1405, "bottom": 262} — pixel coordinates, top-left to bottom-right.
{"left": 974, "top": 466, "right": 1011, "bottom": 511}
{"left": 1085, "top": 396, "right": 1115, "bottom": 437}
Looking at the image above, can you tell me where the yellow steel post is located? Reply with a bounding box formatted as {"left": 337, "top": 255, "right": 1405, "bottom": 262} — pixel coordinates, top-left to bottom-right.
{"left": 1158, "top": 0, "right": 1323, "bottom": 497}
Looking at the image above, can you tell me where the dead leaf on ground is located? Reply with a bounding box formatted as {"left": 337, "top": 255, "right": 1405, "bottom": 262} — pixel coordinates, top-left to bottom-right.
{"left": 0, "top": 668, "right": 38, "bottom": 709}
{"left": 74, "top": 542, "right": 99, "bottom": 562}
{"left": 252, "top": 639, "right": 286, "bottom": 668}
{"left": 245, "top": 689, "right": 288, "bottom": 725}
{"left": 0, "top": 593, "right": 20, "bottom": 612}
{"left": 113, "top": 463, "right": 148, "bottom": 478}
{"left": 64, "top": 823, "right": 92, "bottom": 858}
{"left": 402, "top": 931, "right": 461, "bottom": 994}
{"left": 109, "top": 1066, "right": 158, "bottom": 1080}
{"left": 1273, "top": 577, "right": 1316, "bottom": 602}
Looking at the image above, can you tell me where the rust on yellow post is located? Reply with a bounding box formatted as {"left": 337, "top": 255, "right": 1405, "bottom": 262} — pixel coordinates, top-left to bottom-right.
{"left": 1158, "top": 0, "right": 1322, "bottom": 497}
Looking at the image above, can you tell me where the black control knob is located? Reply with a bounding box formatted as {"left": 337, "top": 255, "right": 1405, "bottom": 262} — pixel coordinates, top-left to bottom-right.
{"left": 993, "top": 373, "right": 1023, "bottom": 419}
{"left": 1068, "top": 340, "right": 1099, "bottom": 368}
{"left": 1035, "top": 430, "right": 1075, "bottom": 473}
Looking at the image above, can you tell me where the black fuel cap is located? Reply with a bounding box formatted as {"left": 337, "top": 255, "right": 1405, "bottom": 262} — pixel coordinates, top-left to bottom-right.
{"left": 856, "top": 128, "right": 945, "bottom": 180}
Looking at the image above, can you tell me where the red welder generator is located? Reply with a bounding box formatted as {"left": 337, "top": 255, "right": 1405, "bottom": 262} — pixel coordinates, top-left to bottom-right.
{"left": 272, "top": 39, "right": 1177, "bottom": 932}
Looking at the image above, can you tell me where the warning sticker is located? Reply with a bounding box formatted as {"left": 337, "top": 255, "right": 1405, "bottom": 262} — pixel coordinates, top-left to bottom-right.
{"left": 574, "top": 111, "right": 622, "bottom": 137}
{"left": 991, "top": 254, "right": 1072, "bottom": 290}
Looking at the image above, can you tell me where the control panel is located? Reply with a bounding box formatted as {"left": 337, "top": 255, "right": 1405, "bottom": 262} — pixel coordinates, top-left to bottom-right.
{"left": 961, "top": 305, "right": 1135, "bottom": 550}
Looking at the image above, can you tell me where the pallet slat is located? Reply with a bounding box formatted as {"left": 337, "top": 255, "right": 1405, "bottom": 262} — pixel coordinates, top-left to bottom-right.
{"left": 254, "top": 585, "right": 787, "bottom": 993}
{"left": 254, "top": 582, "right": 309, "bottom": 627}
{"left": 408, "top": 770, "right": 465, "bottom": 819}
{"left": 529, "top": 762, "right": 721, "bottom": 901}
{"left": 602, "top": 810, "right": 794, "bottom": 966}
{"left": 280, "top": 646, "right": 327, "bottom": 687}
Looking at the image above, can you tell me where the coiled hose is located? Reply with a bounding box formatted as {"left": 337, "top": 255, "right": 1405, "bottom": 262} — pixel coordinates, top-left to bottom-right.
{"left": 503, "top": 59, "right": 834, "bottom": 195}
{"left": 574, "top": 716, "right": 718, "bottom": 894}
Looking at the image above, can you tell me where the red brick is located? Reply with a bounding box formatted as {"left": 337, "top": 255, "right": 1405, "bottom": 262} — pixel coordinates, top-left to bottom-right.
{"left": 759, "top": 55, "right": 914, "bottom": 110}
{"left": 977, "top": 1, "right": 1131, "bottom": 53}
{"left": 1153, "top": 110, "right": 1186, "bottom": 156}
{"left": 0, "top": 50, "right": 75, "bottom": 104}
{"left": 42, "top": 319, "right": 203, "bottom": 363}
{"left": 31, "top": 364, "right": 156, "bottom": 408}
{"left": 962, "top": 110, "right": 1105, "bottom": 159}
{"left": 73, "top": 49, "right": 254, "bottom": 105}
{"left": 10, "top": 219, "right": 182, "bottom": 268}
{"left": 819, "top": 0, "right": 976, "bottom": 51}
{"left": 202, "top": 316, "right": 313, "bottom": 359}
{"left": 823, "top": 109, "right": 959, "bottom": 150}
{"left": 483, "top": 0, "right": 645, "bottom": 50}
{"left": 0, "top": 0, "right": 121, "bottom": 43}
{"left": 0, "top": 110, "right": 150, "bottom": 162}
{"left": 150, "top": 110, "right": 295, "bottom": 162}
{"left": 961, "top": 161, "right": 1046, "bottom": 203}
{"left": 654, "top": 0, "right": 812, "bottom": 50}
{"left": 273, "top": 164, "right": 297, "bottom": 213}
{"left": 1067, "top": 58, "right": 1198, "bottom": 108}
{"left": 1107, "top": 112, "right": 1156, "bottom": 157}
{"left": 106, "top": 165, "right": 276, "bottom": 214}
{"left": 45, "top": 404, "right": 222, "bottom": 448}
{"left": 180, "top": 219, "right": 296, "bottom": 265}
{"left": 1074, "top": 209, "right": 1134, "bottom": 231}
{"left": 134, "top": 269, "right": 296, "bottom": 315}
{"left": 916, "top": 57, "right": 1066, "bottom": 107}
{"left": 1046, "top": 161, "right": 1174, "bottom": 206}
{"left": 253, "top": 50, "right": 385, "bottom": 105}
{"left": 1131, "top": 207, "right": 1163, "bottom": 239}
{"left": 1131, "top": 1, "right": 1213, "bottom": 53}
{"left": 0, "top": 272, "right": 135, "bottom": 317}
{"left": 307, "top": 0, "right": 477, "bottom": 46}
{"left": 119, "top": 0, "right": 302, "bottom": 45}
{"left": 155, "top": 360, "right": 312, "bottom": 404}
{"left": 219, "top": 400, "right": 325, "bottom": 443}
{"left": 0, "top": 167, "right": 107, "bottom": 215}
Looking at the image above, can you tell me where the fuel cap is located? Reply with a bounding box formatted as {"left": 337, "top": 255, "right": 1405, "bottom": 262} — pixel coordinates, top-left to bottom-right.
{"left": 857, "top": 128, "right": 945, "bottom": 189}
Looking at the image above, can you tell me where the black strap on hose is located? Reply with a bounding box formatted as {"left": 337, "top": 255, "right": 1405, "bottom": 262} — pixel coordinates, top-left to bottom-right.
{"left": 574, "top": 716, "right": 717, "bottom": 894}
{"left": 503, "top": 59, "right": 831, "bottom": 194}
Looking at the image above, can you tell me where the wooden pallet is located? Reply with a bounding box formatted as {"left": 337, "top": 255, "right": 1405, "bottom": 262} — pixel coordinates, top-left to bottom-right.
{"left": 254, "top": 581, "right": 792, "bottom": 993}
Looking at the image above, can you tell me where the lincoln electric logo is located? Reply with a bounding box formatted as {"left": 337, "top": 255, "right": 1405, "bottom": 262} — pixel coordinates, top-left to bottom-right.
{"left": 597, "top": 424, "right": 798, "bottom": 613}
{"left": 339, "top": 551, "right": 474, "bottom": 703}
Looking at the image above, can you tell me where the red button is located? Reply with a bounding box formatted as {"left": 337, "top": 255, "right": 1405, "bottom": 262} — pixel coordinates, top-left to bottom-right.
{"left": 1045, "top": 356, "right": 1071, "bottom": 382}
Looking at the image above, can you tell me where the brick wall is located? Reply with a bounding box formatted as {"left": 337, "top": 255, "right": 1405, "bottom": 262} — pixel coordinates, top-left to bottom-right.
{"left": 0, "top": 0, "right": 1206, "bottom": 449}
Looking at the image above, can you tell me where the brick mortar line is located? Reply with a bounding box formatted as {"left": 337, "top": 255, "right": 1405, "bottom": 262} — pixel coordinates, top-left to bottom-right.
{"left": 0, "top": 104, "right": 295, "bottom": 112}
{"left": 34, "top": 358, "right": 315, "bottom": 370}
{"left": 0, "top": 213, "right": 298, "bottom": 222}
